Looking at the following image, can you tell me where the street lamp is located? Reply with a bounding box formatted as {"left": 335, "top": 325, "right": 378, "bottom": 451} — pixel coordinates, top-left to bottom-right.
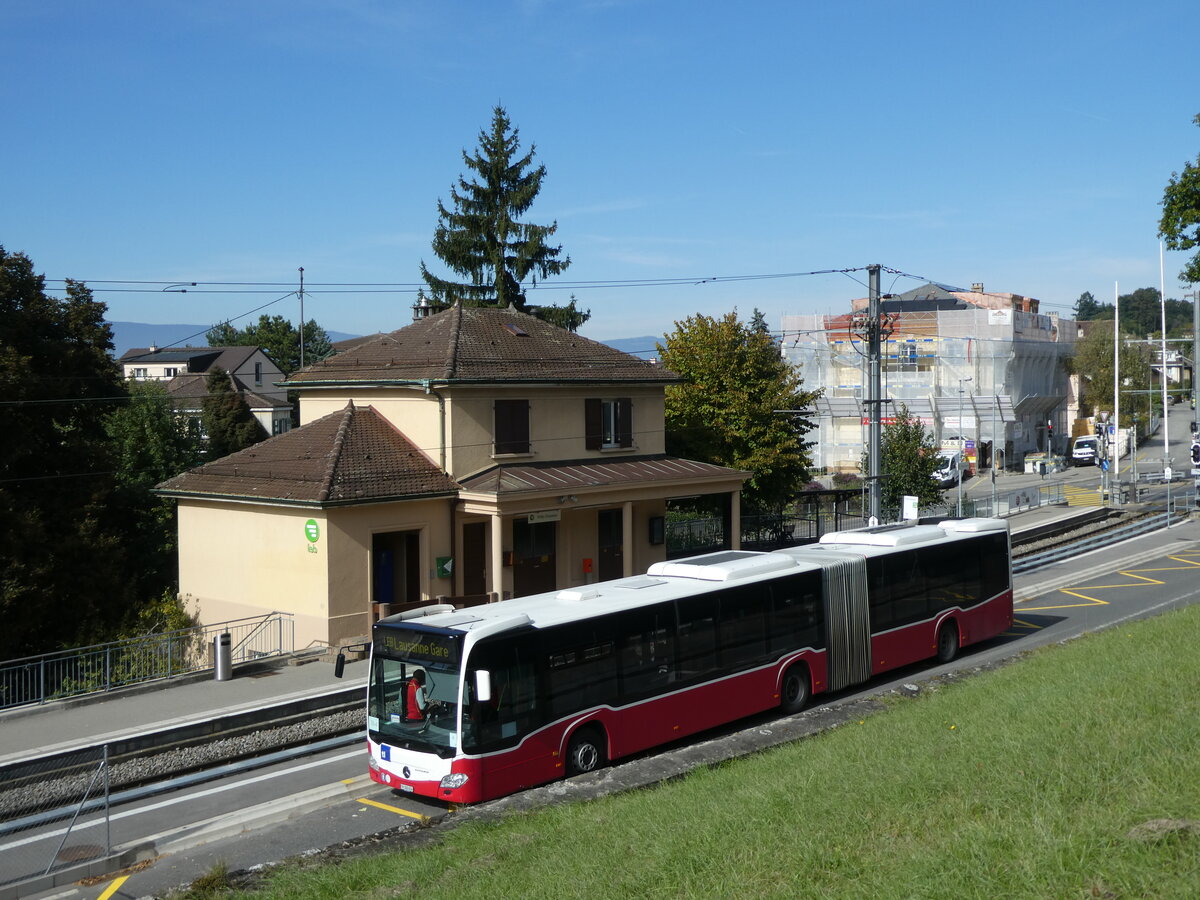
{"left": 957, "top": 377, "right": 973, "bottom": 517}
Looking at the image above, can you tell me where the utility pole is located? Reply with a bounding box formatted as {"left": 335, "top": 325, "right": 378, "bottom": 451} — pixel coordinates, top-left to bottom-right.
{"left": 298, "top": 267, "right": 306, "bottom": 371}
{"left": 867, "top": 265, "right": 881, "bottom": 523}
{"left": 856, "top": 265, "right": 886, "bottom": 523}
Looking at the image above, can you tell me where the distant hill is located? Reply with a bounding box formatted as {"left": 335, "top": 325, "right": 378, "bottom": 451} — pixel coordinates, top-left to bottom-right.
{"left": 108, "top": 322, "right": 361, "bottom": 358}
{"left": 598, "top": 336, "right": 660, "bottom": 360}
{"left": 109, "top": 322, "right": 660, "bottom": 361}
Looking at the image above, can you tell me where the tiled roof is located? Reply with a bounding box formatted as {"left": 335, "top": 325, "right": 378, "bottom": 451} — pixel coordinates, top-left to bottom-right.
{"left": 164, "top": 373, "right": 289, "bottom": 410}
{"left": 120, "top": 346, "right": 268, "bottom": 373}
{"left": 285, "top": 305, "right": 676, "bottom": 386}
{"left": 458, "top": 455, "right": 750, "bottom": 496}
{"left": 155, "top": 403, "right": 460, "bottom": 506}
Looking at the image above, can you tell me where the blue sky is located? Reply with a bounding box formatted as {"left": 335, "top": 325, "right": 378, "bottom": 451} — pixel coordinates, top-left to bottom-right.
{"left": 3, "top": 0, "right": 1198, "bottom": 344}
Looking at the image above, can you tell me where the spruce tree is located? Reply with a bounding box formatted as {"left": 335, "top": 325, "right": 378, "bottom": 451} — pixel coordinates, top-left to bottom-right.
{"left": 420, "top": 106, "right": 572, "bottom": 314}
{"left": 201, "top": 368, "right": 266, "bottom": 458}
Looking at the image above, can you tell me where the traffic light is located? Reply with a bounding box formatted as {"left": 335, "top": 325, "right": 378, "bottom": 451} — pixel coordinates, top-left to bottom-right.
{"left": 1191, "top": 441, "right": 1200, "bottom": 466}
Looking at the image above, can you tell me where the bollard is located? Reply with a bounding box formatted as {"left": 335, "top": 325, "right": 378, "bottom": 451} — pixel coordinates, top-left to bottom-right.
{"left": 214, "top": 632, "right": 233, "bottom": 681}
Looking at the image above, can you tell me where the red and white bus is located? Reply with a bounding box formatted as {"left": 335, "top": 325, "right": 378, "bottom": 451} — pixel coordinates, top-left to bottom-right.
{"left": 349, "top": 517, "right": 1012, "bottom": 805}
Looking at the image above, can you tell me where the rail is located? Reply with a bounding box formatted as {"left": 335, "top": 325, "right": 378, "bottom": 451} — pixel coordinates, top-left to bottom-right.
{"left": 1011, "top": 501, "right": 1192, "bottom": 575}
{"left": 0, "top": 613, "right": 295, "bottom": 711}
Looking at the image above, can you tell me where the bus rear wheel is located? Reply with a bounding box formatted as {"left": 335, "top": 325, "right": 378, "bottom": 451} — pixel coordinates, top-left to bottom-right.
{"left": 780, "top": 664, "right": 811, "bottom": 714}
{"left": 566, "top": 727, "right": 607, "bottom": 776}
{"left": 936, "top": 621, "right": 960, "bottom": 663}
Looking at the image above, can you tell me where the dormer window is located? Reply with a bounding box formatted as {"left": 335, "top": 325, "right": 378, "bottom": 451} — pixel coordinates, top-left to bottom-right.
{"left": 586, "top": 398, "right": 632, "bottom": 450}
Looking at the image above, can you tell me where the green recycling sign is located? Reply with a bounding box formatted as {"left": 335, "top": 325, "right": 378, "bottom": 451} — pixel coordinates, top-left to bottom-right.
{"left": 305, "top": 519, "right": 320, "bottom": 543}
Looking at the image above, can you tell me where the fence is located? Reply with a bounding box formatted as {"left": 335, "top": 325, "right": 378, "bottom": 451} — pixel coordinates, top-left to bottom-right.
{"left": 667, "top": 491, "right": 873, "bottom": 557}
{"left": 0, "top": 744, "right": 120, "bottom": 889}
{"left": 0, "top": 613, "right": 294, "bottom": 712}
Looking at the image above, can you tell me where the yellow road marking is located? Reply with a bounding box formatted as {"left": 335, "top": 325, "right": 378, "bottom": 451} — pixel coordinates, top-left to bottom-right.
{"left": 356, "top": 796, "right": 428, "bottom": 820}
{"left": 1022, "top": 553, "right": 1200, "bottom": 611}
{"left": 97, "top": 875, "right": 129, "bottom": 900}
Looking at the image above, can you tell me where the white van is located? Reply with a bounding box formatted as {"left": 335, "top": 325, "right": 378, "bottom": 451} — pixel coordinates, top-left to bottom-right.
{"left": 932, "top": 450, "right": 962, "bottom": 486}
{"left": 1071, "top": 436, "right": 1099, "bottom": 466}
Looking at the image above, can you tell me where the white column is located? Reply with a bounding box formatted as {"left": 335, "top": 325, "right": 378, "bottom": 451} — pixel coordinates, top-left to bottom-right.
{"left": 730, "top": 491, "right": 741, "bottom": 550}
{"left": 622, "top": 501, "right": 634, "bottom": 577}
{"left": 489, "top": 513, "right": 505, "bottom": 601}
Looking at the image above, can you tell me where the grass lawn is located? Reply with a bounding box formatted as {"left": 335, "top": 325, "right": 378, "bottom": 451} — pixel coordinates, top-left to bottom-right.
{"left": 190, "top": 604, "right": 1200, "bottom": 899}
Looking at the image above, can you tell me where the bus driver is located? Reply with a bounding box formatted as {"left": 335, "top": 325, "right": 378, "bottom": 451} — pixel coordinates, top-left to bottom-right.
{"left": 405, "top": 670, "right": 442, "bottom": 721}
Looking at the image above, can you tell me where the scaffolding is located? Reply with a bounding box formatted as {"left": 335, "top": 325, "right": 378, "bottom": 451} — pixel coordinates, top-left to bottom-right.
{"left": 783, "top": 304, "right": 1074, "bottom": 473}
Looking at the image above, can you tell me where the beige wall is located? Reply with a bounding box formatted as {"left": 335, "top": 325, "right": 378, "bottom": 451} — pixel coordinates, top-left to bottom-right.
{"left": 326, "top": 500, "right": 454, "bottom": 643}
{"left": 296, "top": 385, "right": 667, "bottom": 482}
{"left": 178, "top": 502, "right": 333, "bottom": 650}
{"left": 177, "top": 496, "right": 454, "bottom": 651}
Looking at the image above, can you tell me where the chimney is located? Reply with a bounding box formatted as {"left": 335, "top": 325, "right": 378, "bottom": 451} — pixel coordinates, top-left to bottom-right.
{"left": 149, "top": 342, "right": 158, "bottom": 353}
{"left": 971, "top": 283, "right": 984, "bottom": 293}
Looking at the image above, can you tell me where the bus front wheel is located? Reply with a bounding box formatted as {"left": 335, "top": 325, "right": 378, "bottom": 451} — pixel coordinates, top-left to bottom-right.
{"left": 936, "top": 621, "right": 960, "bottom": 663}
{"left": 780, "top": 664, "right": 811, "bottom": 714}
{"left": 566, "top": 727, "right": 607, "bottom": 776}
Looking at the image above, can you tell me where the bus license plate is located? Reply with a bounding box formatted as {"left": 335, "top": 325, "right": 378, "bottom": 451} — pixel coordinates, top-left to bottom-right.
{"left": 399, "top": 784, "right": 414, "bottom": 793}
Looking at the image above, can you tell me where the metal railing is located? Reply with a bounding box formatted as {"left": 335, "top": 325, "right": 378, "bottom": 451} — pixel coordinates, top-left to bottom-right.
{"left": 1012, "top": 490, "right": 1197, "bottom": 575}
{"left": 0, "top": 613, "right": 294, "bottom": 712}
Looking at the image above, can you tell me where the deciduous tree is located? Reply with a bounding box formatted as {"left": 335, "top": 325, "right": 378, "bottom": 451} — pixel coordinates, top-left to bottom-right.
{"left": 1068, "top": 320, "right": 1153, "bottom": 421}
{"left": 658, "top": 311, "right": 819, "bottom": 513}
{"left": 0, "top": 247, "right": 137, "bottom": 654}
{"left": 1159, "top": 113, "right": 1200, "bottom": 284}
{"left": 206, "top": 314, "right": 332, "bottom": 374}
{"left": 105, "top": 379, "right": 199, "bottom": 603}
{"left": 874, "top": 405, "right": 943, "bottom": 511}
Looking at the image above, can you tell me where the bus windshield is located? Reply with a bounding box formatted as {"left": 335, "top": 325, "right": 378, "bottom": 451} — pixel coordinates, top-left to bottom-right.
{"left": 367, "top": 627, "right": 464, "bottom": 759}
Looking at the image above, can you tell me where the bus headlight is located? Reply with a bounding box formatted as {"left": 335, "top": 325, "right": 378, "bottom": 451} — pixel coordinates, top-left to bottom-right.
{"left": 439, "top": 773, "right": 469, "bottom": 790}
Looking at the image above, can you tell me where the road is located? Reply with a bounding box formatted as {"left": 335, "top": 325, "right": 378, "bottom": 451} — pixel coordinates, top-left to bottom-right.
{"left": 14, "top": 517, "right": 1196, "bottom": 900}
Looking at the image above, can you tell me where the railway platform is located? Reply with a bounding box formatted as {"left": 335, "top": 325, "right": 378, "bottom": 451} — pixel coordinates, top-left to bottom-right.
{"left": 0, "top": 502, "right": 1146, "bottom": 769}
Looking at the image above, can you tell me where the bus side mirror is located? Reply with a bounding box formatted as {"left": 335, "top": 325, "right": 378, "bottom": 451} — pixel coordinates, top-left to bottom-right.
{"left": 334, "top": 652, "right": 346, "bottom": 679}
{"left": 474, "top": 670, "right": 492, "bottom": 703}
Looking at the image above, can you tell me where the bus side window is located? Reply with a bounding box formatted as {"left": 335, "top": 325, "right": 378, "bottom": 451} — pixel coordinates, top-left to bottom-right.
{"left": 867, "top": 558, "right": 894, "bottom": 631}
{"left": 889, "top": 550, "right": 926, "bottom": 628}
{"left": 717, "top": 585, "right": 768, "bottom": 671}
{"left": 543, "top": 621, "right": 617, "bottom": 719}
{"left": 769, "top": 573, "right": 824, "bottom": 656}
{"left": 618, "top": 608, "right": 673, "bottom": 701}
{"left": 674, "top": 595, "right": 718, "bottom": 684}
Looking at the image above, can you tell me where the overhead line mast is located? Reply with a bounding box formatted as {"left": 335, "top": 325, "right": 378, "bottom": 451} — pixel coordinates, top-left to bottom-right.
{"left": 855, "top": 264, "right": 894, "bottom": 523}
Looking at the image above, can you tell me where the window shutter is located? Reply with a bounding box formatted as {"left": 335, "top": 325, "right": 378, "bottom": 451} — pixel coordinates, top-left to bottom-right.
{"left": 494, "top": 399, "right": 530, "bottom": 454}
{"left": 585, "top": 398, "right": 602, "bottom": 450}
{"left": 618, "top": 398, "right": 633, "bottom": 448}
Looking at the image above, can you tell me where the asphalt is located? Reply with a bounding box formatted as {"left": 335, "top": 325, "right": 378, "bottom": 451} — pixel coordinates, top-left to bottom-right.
{"left": 0, "top": 489, "right": 1135, "bottom": 770}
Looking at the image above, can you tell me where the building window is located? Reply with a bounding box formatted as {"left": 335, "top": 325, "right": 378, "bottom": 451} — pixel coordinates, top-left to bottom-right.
{"left": 132, "top": 367, "right": 148, "bottom": 379}
{"left": 273, "top": 418, "right": 291, "bottom": 435}
{"left": 494, "top": 399, "right": 530, "bottom": 455}
{"left": 254, "top": 362, "right": 263, "bottom": 385}
{"left": 585, "top": 398, "right": 632, "bottom": 449}
{"left": 164, "top": 367, "right": 179, "bottom": 377}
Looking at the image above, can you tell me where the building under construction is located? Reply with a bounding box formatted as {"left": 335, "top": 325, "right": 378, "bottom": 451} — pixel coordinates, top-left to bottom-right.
{"left": 782, "top": 282, "right": 1078, "bottom": 474}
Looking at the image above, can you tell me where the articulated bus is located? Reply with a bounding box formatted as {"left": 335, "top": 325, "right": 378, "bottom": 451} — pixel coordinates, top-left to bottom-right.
{"left": 347, "top": 517, "right": 1012, "bottom": 805}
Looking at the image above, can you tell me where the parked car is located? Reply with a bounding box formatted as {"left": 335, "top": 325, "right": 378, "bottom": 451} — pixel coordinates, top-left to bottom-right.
{"left": 933, "top": 450, "right": 962, "bottom": 486}
{"left": 1070, "top": 436, "right": 1099, "bottom": 466}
